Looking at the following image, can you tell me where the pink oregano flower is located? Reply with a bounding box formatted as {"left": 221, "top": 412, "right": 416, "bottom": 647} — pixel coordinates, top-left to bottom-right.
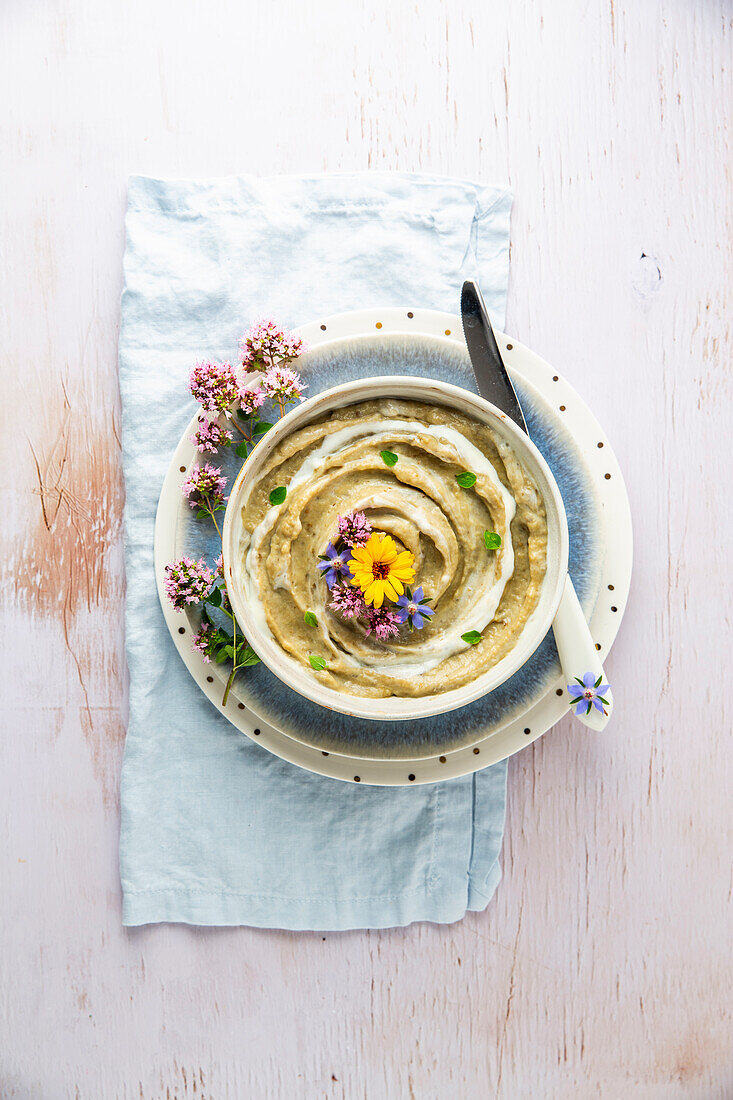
{"left": 261, "top": 364, "right": 306, "bottom": 405}
{"left": 189, "top": 360, "right": 239, "bottom": 416}
{"left": 337, "top": 511, "right": 371, "bottom": 548}
{"left": 190, "top": 416, "right": 233, "bottom": 454}
{"left": 182, "top": 463, "right": 227, "bottom": 509}
{"left": 364, "top": 606, "right": 401, "bottom": 640}
{"left": 239, "top": 318, "right": 307, "bottom": 371}
{"left": 164, "top": 557, "right": 214, "bottom": 611}
{"left": 238, "top": 385, "right": 266, "bottom": 417}
{"left": 329, "top": 583, "right": 366, "bottom": 619}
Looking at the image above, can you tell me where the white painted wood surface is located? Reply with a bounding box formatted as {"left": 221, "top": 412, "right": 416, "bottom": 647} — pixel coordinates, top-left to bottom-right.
{"left": 1, "top": 0, "right": 731, "bottom": 1095}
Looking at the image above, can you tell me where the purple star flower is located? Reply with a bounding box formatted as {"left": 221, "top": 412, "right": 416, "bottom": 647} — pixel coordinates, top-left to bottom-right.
{"left": 567, "top": 672, "right": 611, "bottom": 717}
{"left": 394, "top": 586, "right": 435, "bottom": 630}
{"left": 317, "top": 542, "right": 353, "bottom": 589}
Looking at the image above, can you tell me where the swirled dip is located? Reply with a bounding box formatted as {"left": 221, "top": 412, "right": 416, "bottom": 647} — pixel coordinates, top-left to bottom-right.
{"left": 240, "top": 399, "right": 548, "bottom": 698}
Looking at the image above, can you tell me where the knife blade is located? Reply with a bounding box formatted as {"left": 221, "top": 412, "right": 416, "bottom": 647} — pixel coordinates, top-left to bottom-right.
{"left": 460, "top": 279, "right": 528, "bottom": 434}
{"left": 460, "top": 279, "right": 614, "bottom": 732}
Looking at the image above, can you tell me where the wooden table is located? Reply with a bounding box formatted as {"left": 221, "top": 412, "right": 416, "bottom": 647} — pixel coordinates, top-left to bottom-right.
{"left": 2, "top": 1, "right": 731, "bottom": 1096}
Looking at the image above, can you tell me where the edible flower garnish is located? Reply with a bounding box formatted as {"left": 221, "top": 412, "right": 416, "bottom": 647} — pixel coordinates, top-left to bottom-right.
{"left": 329, "top": 583, "right": 366, "bottom": 619}
{"left": 567, "top": 672, "right": 611, "bottom": 717}
{"left": 348, "top": 533, "right": 416, "bottom": 608}
{"left": 395, "top": 586, "right": 435, "bottom": 631}
{"left": 364, "top": 606, "right": 401, "bottom": 640}
{"left": 337, "top": 510, "right": 372, "bottom": 548}
{"left": 317, "top": 542, "right": 353, "bottom": 589}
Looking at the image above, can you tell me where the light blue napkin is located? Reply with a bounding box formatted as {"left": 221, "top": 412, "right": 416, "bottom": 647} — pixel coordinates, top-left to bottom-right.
{"left": 119, "top": 172, "right": 512, "bottom": 929}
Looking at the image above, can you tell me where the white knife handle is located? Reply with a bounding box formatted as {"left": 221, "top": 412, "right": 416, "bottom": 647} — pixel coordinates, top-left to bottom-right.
{"left": 552, "top": 575, "right": 613, "bottom": 731}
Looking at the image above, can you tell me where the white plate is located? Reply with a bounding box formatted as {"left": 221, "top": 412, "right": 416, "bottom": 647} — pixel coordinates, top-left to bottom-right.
{"left": 155, "top": 307, "right": 632, "bottom": 785}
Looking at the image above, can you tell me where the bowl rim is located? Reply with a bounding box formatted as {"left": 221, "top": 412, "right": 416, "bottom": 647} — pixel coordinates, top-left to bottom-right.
{"left": 222, "top": 372, "right": 570, "bottom": 721}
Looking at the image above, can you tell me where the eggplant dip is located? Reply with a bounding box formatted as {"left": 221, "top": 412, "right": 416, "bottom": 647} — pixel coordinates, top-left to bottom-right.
{"left": 239, "top": 399, "right": 548, "bottom": 699}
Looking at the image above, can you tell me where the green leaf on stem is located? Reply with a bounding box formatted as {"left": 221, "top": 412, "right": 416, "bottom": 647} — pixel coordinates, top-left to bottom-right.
{"left": 239, "top": 646, "right": 261, "bottom": 667}
{"left": 207, "top": 586, "right": 222, "bottom": 608}
{"left": 235, "top": 441, "right": 250, "bottom": 459}
{"left": 254, "top": 420, "right": 274, "bottom": 435}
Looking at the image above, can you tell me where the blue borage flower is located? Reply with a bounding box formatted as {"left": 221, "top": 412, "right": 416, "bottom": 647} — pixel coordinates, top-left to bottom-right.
{"left": 317, "top": 541, "right": 353, "bottom": 589}
{"left": 567, "top": 672, "right": 611, "bottom": 717}
{"left": 394, "top": 586, "right": 435, "bottom": 631}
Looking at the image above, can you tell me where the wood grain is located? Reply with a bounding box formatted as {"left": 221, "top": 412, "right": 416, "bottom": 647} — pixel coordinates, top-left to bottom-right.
{"left": 1, "top": 0, "right": 731, "bottom": 1096}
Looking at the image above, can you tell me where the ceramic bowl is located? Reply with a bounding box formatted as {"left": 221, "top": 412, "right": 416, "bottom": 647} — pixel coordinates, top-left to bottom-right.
{"left": 222, "top": 373, "right": 569, "bottom": 721}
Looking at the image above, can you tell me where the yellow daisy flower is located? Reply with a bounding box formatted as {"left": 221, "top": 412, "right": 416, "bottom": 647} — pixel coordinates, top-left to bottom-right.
{"left": 348, "top": 533, "right": 416, "bottom": 608}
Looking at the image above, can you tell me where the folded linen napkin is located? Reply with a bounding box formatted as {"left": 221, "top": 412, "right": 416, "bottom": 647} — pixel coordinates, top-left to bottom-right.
{"left": 119, "top": 172, "right": 512, "bottom": 929}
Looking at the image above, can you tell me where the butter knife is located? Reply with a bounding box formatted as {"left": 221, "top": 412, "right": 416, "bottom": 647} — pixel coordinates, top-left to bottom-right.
{"left": 460, "top": 279, "right": 612, "bottom": 731}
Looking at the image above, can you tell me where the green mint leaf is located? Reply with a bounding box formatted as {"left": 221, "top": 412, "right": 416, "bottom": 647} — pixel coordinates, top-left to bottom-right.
{"left": 269, "top": 486, "right": 287, "bottom": 506}
{"left": 304, "top": 611, "right": 318, "bottom": 627}
{"left": 380, "top": 450, "right": 399, "bottom": 467}
{"left": 461, "top": 630, "right": 483, "bottom": 645}
{"left": 484, "top": 531, "right": 502, "bottom": 550}
{"left": 239, "top": 647, "right": 261, "bottom": 667}
{"left": 235, "top": 441, "right": 249, "bottom": 459}
{"left": 456, "top": 471, "right": 477, "bottom": 488}
{"left": 308, "top": 655, "right": 328, "bottom": 671}
{"left": 253, "top": 420, "right": 274, "bottom": 435}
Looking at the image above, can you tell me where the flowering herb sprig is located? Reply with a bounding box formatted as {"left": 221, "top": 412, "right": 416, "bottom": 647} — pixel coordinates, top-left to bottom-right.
{"left": 165, "top": 316, "right": 307, "bottom": 704}
{"left": 182, "top": 463, "right": 227, "bottom": 535}
{"left": 164, "top": 557, "right": 215, "bottom": 611}
{"left": 315, "top": 515, "right": 434, "bottom": 655}
{"left": 191, "top": 416, "right": 234, "bottom": 454}
{"left": 239, "top": 318, "right": 307, "bottom": 372}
